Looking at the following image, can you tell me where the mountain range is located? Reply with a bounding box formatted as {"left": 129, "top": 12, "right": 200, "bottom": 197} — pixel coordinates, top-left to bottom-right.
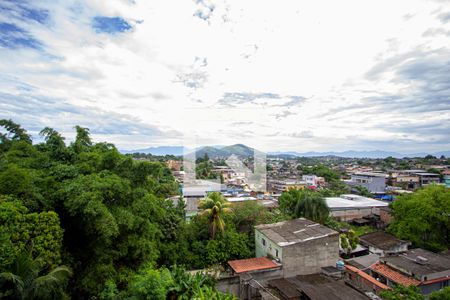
{"left": 121, "top": 146, "right": 186, "bottom": 156}
{"left": 269, "top": 150, "right": 450, "bottom": 159}
{"left": 121, "top": 145, "right": 450, "bottom": 159}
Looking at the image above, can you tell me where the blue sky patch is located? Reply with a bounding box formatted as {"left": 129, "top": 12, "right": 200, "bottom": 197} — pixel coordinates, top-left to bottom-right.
{"left": 0, "top": 22, "right": 41, "bottom": 49}
{"left": 92, "top": 16, "right": 132, "bottom": 34}
{"left": 0, "top": 0, "right": 49, "bottom": 24}
{"left": 21, "top": 7, "right": 49, "bottom": 24}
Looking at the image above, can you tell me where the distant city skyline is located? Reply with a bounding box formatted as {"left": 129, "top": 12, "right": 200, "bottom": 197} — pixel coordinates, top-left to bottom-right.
{"left": 1, "top": 0, "right": 450, "bottom": 153}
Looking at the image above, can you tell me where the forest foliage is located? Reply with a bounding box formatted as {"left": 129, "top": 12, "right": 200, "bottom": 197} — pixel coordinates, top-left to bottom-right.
{"left": 0, "top": 120, "right": 247, "bottom": 299}
{"left": 388, "top": 184, "right": 450, "bottom": 251}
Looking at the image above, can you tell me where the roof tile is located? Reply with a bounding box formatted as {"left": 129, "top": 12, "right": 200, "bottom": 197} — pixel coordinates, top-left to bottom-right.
{"left": 228, "top": 257, "right": 279, "bottom": 274}
{"left": 371, "top": 262, "right": 420, "bottom": 286}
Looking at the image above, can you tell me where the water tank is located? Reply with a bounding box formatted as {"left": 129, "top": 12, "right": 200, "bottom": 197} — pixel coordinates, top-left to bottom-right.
{"left": 336, "top": 260, "right": 345, "bottom": 270}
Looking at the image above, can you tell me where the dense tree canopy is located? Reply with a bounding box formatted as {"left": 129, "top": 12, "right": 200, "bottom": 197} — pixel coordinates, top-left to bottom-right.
{"left": 0, "top": 120, "right": 265, "bottom": 298}
{"left": 430, "top": 287, "right": 450, "bottom": 300}
{"left": 0, "top": 120, "right": 183, "bottom": 298}
{"left": 379, "top": 285, "right": 424, "bottom": 300}
{"left": 0, "top": 197, "right": 63, "bottom": 269}
{"left": 388, "top": 184, "right": 450, "bottom": 251}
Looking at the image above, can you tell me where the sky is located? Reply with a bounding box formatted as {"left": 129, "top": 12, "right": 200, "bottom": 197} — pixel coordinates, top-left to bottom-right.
{"left": 0, "top": 0, "right": 449, "bottom": 153}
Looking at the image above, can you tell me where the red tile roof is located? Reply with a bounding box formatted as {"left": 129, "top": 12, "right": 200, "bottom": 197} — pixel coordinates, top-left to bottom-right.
{"left": 421, "top": 276, "right": 450, "bottom": 285}
{"left": 228, "top": 257, "right": 280, "bottom": 274}
{"left": 371, "top": 262, "right": 420, "bottom": 286}
{"left": 345, "top": 265, "right": 390, "bottom": 290}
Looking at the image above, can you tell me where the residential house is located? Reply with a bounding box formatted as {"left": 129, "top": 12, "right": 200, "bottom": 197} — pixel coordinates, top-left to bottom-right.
{"left": 359, "top": 231, "right": 411, "bottom": 256}
{"left": 166, "top": 159, "right": 182, "bottom": 171}
{"left": 414, "top": 172, "right": 441, "bottom": 186}
{"left": 345, "top": 172, "right": 387, "bottom": 193}
{"left": 390, "top": 170, "right": 441, "bottom": 188}
{"left": 346, "top": 253, "right": 380, "bottom": 271}
{"left": 371, "top": 248, "right": 450, "bottom": 295}
{"left": 268, "top": 179, "right": 307, "bottom": 193}
{"left": 325, "top": 194, "right": 389, "bottom": 221}
{"left": 302, "top": 174, "right": 325, "bottom": 187}
{"left": 268, "top": 273, "right": 370, "bottom": 300}
{"left": 444, "top": 170, "right": 450, "bottom": 188}
{"left": 219, "top": 257, "right": 282, "bottom": 298}
{"left": 395, "top": 174, "right": 420, "bottom": 190}
{"left": 255, "top": 218, "right": 339, "bottom": 277}
{"left": 345, "top": 264, "right": 389, "bottom": 296}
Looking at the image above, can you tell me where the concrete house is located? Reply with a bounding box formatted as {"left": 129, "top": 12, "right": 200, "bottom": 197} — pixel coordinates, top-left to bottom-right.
{"left": 359, "top": 231, "right": 411, "bottom": 256}
{"left": 414, "top": 172, "right": 441, "bottom": 186}
{"left": 444, "top": 170, "right": 450, "bottom": 188}
{"left": 255, "top": 218, "right": 339, "bottom": 277}
{"left": 268, "top": 179, "right": 307, "bottom": 193}
{"left": 346, "top": 172, "right": 387, "bottom": 193}
{"left": 372, "top": 248, "right": 450, "bottom": 295}
{"left": 325, "top": 194, "right": 389, "bottom": 222}
{"left": 302, "top": 174, "right": 325, "bottom": 187}
{"left": 395, "top": 174, "right": 420, "bottom": 190}
{"left": 390, "top": 170, "right": 441, "bottom": 188}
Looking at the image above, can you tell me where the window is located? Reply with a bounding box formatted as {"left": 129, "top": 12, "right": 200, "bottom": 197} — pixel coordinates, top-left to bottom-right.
{"left": 275, "top": 249, "right": 279, "bottom": 257}
{"left": 262, "top": 238, "right": 266, "bottom": 246}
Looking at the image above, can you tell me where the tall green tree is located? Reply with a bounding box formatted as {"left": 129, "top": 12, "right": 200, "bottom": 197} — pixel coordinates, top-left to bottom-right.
{"left": 0, "top": 119, "right": 32, "bottom": 150}
{"left": 61, "top": 173, "right": 163, "bottom": 295}
{"left": 388, "top": 184, "right": 450, "bottom": 251}
{"left": 72, "top": 126, "right": 92, "bottom": 153}
{"left": 279, "top": 189, "right": 330, "bottom": 224}
{"left": 198, "top": 192, "right": 232, "bottom": 239}
{"left": 354, "top": 186, "right": 373, "bottom": 198}
{"left": 39, "top": 127, "right": 72, "bottom": 161}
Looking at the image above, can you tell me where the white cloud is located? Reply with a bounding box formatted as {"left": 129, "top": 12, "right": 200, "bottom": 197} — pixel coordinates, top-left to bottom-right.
{"left": 0, "top": 0, "right": 450, "bottom": 152}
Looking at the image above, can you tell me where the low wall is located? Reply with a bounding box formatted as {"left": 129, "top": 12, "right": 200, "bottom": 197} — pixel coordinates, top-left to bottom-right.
{"left": 216, "top": 268, "right": 283, "bottom": 299}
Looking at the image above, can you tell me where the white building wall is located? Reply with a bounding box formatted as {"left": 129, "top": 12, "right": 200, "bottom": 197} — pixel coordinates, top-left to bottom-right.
{"left": 255, "top": 229, "right": 283, "bottom": 261}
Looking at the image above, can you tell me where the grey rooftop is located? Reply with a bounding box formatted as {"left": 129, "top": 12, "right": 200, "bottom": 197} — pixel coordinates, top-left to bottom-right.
{"left": 255, "top": 218, "right": 338, "bottom": 247}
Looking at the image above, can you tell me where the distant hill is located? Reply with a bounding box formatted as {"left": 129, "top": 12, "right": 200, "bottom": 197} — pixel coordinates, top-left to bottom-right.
{"left": 196, "top": 144, "right": 256, "bottom": 158}
{"left": 195, "top": 146, "right": 226, "bottom": 158}
{"left": 121, "top": 146, "right": 186, "bottom": 156}
{"left": 268, "top": 150, "right": 404, "bottom": 158}
{"left": 268, "top": 150, "right": 450, "bottom": 159}
{"left": 121, "top": 145, "right": 450, "bottom": 159}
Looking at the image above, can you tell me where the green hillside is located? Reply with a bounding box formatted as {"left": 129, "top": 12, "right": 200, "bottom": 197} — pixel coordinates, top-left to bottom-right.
{"left": 195, "top": 144, "right": 256, "bottom": 158}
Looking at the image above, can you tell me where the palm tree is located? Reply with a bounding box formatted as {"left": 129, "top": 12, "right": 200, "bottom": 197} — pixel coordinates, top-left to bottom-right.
{"left": 293, "top": 191, "right": 330, "bottom": 224}
{"left": 198, "top": 192, "right": 232, "bottom": 239}
{"left": 0, "top": 251, "right": 72, "bottom": 300}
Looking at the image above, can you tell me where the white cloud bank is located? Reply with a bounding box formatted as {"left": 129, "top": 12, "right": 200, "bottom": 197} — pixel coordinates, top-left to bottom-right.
{"left": 0, "top": 0, "right": 449, "bottom": 153}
